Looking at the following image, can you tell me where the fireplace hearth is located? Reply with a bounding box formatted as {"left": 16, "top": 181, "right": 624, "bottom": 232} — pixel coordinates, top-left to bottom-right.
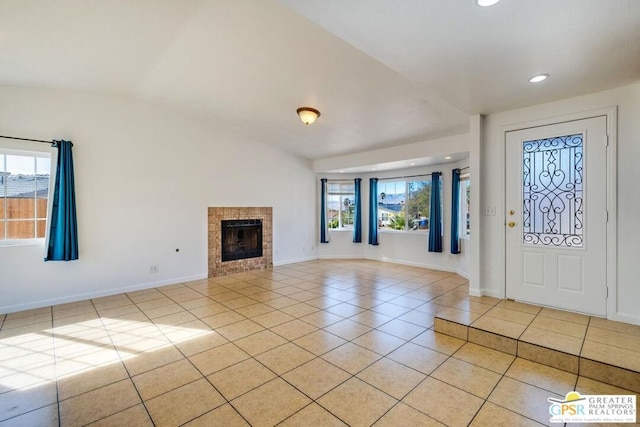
{"left": 221, "top": 219, "right": 263, "bottom": 262}
{"left": 208, "top": 207, "right": 272, "bottom": 277}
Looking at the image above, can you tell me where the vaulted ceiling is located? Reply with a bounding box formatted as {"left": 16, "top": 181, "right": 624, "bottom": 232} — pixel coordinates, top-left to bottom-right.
{"left": 1, "top": 0, "right": 638, "bottom": 160}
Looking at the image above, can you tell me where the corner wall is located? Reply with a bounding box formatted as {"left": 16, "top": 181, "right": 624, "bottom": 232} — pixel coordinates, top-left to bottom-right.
{"left": 0, "top": 86, "right": 317, "bottom": 313}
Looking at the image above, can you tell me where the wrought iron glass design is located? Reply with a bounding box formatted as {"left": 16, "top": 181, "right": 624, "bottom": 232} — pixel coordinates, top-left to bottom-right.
{"left": 522, "top": 134, "right": 583, "bottom": 247}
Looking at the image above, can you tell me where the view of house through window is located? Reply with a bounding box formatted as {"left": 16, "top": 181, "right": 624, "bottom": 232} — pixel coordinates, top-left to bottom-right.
{"left": 327, "top": 181, "right": 355, "bottom": 229}
{"left": 0, "top": 151, "right": 51, "bottom": 241}
{"left": 460, "top": 173, "right": 470, "bottom": 237}
{"left": 378, "top": 177, "right": 431, "bottom": 231}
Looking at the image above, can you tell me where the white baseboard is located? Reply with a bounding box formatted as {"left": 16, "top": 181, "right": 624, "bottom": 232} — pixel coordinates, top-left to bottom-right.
{"left": 468, "top": 288, "right": 483, "bottom": 297}
{"left": 608, "top": 311, "right": 640, "bottom": 326}
{"left": 273, "top": 255, "right": 318, "bottom": 266}
{"left": 318, "top": 254, "right": 363, "bottom": 260}
{"left": 372, "top": 256, "right": 457, "bottom": 272}
{"left": 316, "top": 254, "right": 471, "bottom": 277}
{"left": 478, "top": 288, "right": 505, "bottom": 299}
{"left": 0, "top": 273, "right": 208, "bottom": 315}
{"left": 456, "top": 270, "right": 470, "bottom": 280}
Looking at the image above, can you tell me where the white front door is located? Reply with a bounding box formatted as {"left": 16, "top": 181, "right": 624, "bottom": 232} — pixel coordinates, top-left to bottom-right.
{"left": 505, "top": 117, "right": 608, "bottom": 316}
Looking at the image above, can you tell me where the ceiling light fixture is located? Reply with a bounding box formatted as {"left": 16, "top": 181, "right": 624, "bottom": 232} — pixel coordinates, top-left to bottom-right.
{"left": 445, "top": 156, "right": 452, "bottom": 160}
{"left": 296, "top": 107, "right": 321, "bottom": 125}
{"left": 475, "top": 0, "right": 501, "bottom": 7}
{"left": 529, "top": 74, "right": 549, "bottom": 83}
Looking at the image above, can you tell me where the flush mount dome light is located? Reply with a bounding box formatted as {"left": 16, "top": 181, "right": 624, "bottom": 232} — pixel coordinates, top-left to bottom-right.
{"left": 529, "top": 74, "right": 549, "bottom": 83}
{"left": 296, "top": 107, "right": 321, "bottom": 125}
{"left": 475, "top": 0, "right": 501, "bottom": 6}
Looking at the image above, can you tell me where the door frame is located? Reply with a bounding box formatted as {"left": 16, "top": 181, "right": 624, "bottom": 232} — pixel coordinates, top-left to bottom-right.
{"left": 501, "top": 106, "right": 618, "bottom": 320}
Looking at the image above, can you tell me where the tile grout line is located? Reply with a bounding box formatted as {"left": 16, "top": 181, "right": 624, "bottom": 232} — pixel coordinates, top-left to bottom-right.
{"left": 1, "top": 306, "right": 59, "bottom": 425}
{"left": 154, "top": 279, "right": 269, "bottom": 425}
{"left": 576, "top": 315, "right": 593, "bottom": 383}
{"left": 147, "top": 279, "right": 253, "bottom": 426}
{"left": 290, "top": 304, "right": 449, "bottom": 423}
{"left": 173, "top": 274, "right": 436, "bottom": 425}
{"left": 87, "top": 294, "right": 156, "bottom": 426}
{"left": 364, "top": 353, "right": 454, "bottom": 426}
{"left": 465, "top": 355, "right": 548, "bottom": 427}
{"left": 466, "top": 354, "right": 516, "bottom": 426}
{"left": 486, "top": 377, "right": 565, "bottom": 426}
{"left": 182, "top": 273, "right": 354, "bottom": 418}
{"left": 431, "top": 332, "right": 580, "bottom": 425}
{"left": 273, "top": 400, "right": 344, "bottom": 426}
{"left": 514, "top": 304, "right": 543, "bottom": 342}
{"left": 47, "top": 305, "right": 63, "bottom": 427}
{"left": 217, "top": 277, "right": 367, "bottom": 425}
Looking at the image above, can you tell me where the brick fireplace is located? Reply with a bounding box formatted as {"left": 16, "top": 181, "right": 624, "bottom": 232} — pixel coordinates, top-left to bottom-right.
{"left": 208, "top": 207, "right": 272, "bottom": 277}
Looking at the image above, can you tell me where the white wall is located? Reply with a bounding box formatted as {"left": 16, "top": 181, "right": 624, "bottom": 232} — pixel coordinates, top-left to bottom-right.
{"left": 480, "top": 82, "right": 640, "bottom": 324}
{"left": 456, "top": 237, "right": 471, "bottom": 279}
{"left": 318, "top": 160, "right": 472, "bottom": 276}
{"left": 0, "top": 86, "right": 317, "bottom": 313}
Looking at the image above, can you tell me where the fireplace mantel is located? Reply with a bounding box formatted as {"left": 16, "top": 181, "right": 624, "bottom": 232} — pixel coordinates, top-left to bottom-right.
{"left": 208, "top": 207, "right": 273, "bottom": 277}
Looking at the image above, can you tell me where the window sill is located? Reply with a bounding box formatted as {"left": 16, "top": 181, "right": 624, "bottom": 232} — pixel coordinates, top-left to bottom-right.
{"left": 328, "top": 228, "right": 354, "bottom": 232}
{"left": 0, "top": 239, "right": 45, "bottom": 247}
{"left": 378, "top": 229, "right": 429, "bottom": 235}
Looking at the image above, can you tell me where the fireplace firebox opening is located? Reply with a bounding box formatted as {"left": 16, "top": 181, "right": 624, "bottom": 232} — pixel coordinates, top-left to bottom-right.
{"left": 221, "top": 219, "right": 263, "bottom": 262}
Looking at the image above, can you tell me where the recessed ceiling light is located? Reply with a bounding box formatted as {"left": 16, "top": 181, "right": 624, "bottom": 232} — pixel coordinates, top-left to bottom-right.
{"left": 371, "top": 168, "right": 376, "bottom": 171}
{"left": 475, "top": 0, "right": 500, "bottom": 6}
{"left": 445, "top": 156, "right": 452, "bottom": 160}
{"left": 529, "top": 74, "right": 549, "bottom": 83}
{"left": 339, "top": 170, "right": 344, "bottom": 173}
{"left": 410, "top": 163, "right": 415, "bottom": 166}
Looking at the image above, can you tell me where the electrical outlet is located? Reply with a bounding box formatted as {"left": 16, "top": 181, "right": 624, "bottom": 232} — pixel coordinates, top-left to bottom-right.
{"left": 149, "top": 265, "right": 159, "bottom": 274}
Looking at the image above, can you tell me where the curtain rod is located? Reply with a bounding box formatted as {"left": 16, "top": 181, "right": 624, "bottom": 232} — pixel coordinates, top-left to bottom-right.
{"left": 459, "top": 166, "right": 470, "bottom": 171}
{"left": 0, "top": 135, "right": 54, "bottom": 145}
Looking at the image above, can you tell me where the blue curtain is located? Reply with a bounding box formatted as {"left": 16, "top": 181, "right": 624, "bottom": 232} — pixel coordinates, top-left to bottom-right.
{"left": 320, "top": 179, "right": 329, "bottom": 243}
{"left": 368, "top": 178, "right": 379, "bottom": 245}
{"left": 428, "top": 172, "right": 442, "bottom": 252}
{"left": 353, "top": 178, "right": 362, "bottom": 243}
{"left": 45, "top": 140, "right": 79, "bottom": 261}
{"left": 450, "top": 168, "right": 461, "bottom": 254}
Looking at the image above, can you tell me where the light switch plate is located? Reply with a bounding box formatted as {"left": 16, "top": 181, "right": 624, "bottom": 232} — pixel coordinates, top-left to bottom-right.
{"left": 485, "top": 206, "right": 496, "bottom": 216}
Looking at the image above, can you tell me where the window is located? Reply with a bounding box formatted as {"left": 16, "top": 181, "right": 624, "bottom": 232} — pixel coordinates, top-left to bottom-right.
{"left": 0, "top": 150, "right": 51, "bottom": 241}
{"left": 327, "top": 181, "right": 355, "bottom": 229}
{"left": 460, "top": 173, "right": 470, "bottom": 237}
{"left": 378, "top": 177, "right": 431, "bottom": 231}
